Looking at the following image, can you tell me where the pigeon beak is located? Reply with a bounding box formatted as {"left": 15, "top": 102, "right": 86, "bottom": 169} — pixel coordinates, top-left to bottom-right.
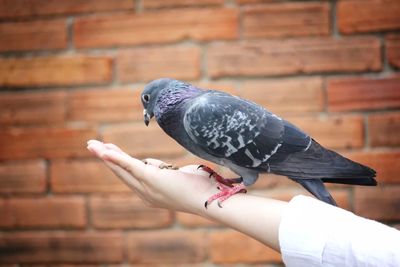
{"left": 143, "top": 109, "right": 151, "bottom": 126}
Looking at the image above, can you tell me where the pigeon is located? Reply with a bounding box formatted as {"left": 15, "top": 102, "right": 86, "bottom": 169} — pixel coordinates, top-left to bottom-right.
{"left": 141, "top": 78, "right": 377, "bottom": 207}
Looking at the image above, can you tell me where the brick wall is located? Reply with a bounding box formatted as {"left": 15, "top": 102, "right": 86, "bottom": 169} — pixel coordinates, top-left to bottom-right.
{"left": 0, "top": 0, "right": 399, "bottom": 266}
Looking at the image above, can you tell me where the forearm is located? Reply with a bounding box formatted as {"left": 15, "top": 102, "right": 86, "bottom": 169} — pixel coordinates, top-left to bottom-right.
{"left": 198, "top": 193, "right": 287, "bottom": 252}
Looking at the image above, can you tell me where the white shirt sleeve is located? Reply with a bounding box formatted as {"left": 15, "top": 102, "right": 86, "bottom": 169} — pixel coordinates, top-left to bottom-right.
{"left": 279, "top": 195, "right": 400, "bottom": 267}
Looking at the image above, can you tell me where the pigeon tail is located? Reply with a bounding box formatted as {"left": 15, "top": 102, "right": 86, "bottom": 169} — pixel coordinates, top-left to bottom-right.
{"left": 269, "top": 140, "right": 377, "bottom": 187}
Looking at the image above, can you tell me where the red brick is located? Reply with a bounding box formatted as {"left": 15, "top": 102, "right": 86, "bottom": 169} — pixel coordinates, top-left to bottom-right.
{"left": 327, "top": 76, "right": 400, "bottom": 112}
{"left": 0, "top": 126, "right": 96, "bottom": 160}
{"left": 50, "top": 159, "right": 130, "bottom": 193}
{"left": 337, "top": 0, "right": 400, "bottom": 34}
{"left": 143, "top": 0, "right": 223, "bottom": 9}
{"left": 117, "top": 46, "right": 200, "bottom": 83}
{"left": 0, "top": 160, "right": 46, "bottom": 194}
{"left": 0, "top": 0, "right": 134, "bottom": 18}
{"left": 210, "top": 230, "right": 281, "bottom": 263}
{"left": 327, "top": 190, "right": 352, "bottom": 211}
{"left": 0, "top": 91, "right": 66, "bottom": 126}
{"left": 346, "top": 151, "right": 400, "bottom": 184}
{"left": 0, "top": 56, "right": 112, "bottom": 87}
{"left": 74, "top": 8, "right": 238, "bottom": 48}
{"left": 196, "top": 81, "right": 238, "bottom": 96}
{"left": 0, "top": 196, "right": 86, "bottom": 228}
{"left": 102, "top": 123, "right": 185, "bottom": 158}
{"left": 0, "top": 19, "right": 67, "bottom": 52}
{"left": 90, "top": 195, "right": 173, "bottom": 229}
{"left": 368, "top": 112, "right": 400, "bottom": 147}
{"left": 176, "top": 212, "right": 218, "bottom": 227}
{"left": 386, "top": 34, "right": 400, "bottom": 68}
{"left": 0, "top": 232, "right": 124, "bottom": 263}
{"left": 238, "top": 0, "right": 276, "bottom": 3}
{"left": 241, "top": 77, "right": 324, "bottom": 114}
{"left": 67, "top": 88, "right": 141, "bottom": 123}
{"left": 354, "top": 186, "right": 400, "bottom": 221}
{"left": 127, "top": 231, "right": 206, "bottom": 263}
{"left": 288, "top": 115, "right": 364, "bottom": 149}
{"left": 243, "top": 2, "right": 330, "bottom": 39}
{"left": 207, "top": 37, "right": 381, "bottom": 78}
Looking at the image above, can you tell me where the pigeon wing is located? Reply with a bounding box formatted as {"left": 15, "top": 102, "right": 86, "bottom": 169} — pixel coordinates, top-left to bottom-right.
{"left": 183, "top": 91, "right": 306, "bottom": 168}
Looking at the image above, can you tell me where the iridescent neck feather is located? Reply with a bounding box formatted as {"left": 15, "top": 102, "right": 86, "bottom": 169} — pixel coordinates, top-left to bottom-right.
{"left": 154, "top": 83, "right": 202, "bottom": 121}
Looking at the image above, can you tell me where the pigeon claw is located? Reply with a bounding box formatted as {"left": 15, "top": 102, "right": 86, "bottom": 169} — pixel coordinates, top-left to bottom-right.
{"left": 197, "top": 165, "right": 243, "bottom": 188}
{"left": 197, "top": 164, "right": 214, "bottom": 178}
{"left": 204, "top": 182, "right": 247, "bottom": 209}
{"left": 197, "top": 164, "right": 205, "bottom": 170}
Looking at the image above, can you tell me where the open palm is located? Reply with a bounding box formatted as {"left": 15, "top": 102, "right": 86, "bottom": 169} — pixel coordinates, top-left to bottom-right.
{"left": 87, "top": 140, "right": 218, "bottom": 214}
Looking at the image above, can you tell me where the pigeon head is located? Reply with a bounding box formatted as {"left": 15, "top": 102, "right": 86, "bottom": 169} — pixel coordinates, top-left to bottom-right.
{"left": 141, "top": 78, "right": 183, "bottom": 126}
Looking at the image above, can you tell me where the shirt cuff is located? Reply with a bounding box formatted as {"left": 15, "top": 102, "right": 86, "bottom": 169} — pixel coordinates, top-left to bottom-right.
{"left": 279, "top": 194, "right": 400, "bottom": 267}
{"left": 278, "top": 195, "right": 354, "bottom": 267}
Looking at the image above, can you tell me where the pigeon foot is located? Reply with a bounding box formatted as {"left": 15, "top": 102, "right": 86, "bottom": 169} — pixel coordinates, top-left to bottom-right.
{"left": 197, "top": 165, "right": 243, "bottom": 187}
{"left": 204, "top": 182, "right": 247, "bottom": 209}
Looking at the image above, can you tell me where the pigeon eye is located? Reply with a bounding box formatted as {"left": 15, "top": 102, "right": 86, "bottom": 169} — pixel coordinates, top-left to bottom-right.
{"left": 142, "top": 94, "right": 150, "bottom": 103}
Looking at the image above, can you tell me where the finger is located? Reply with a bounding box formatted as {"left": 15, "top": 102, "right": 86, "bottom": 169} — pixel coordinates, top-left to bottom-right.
{"left": 88, "top": 141, "right": 147, "bottom": 180}
{"left": 104, "top": 161, "right": 160, "bottom": 208}
{"left": 101, "top": 149, "right": 147, "bottom": 180}
{"left": 88, "top": 142, "right": 149, "bottom": 198}
{"left": 104, "top": 143, "right": 124, "bottom": 154}
{"left": 104, "top": 161, "right": 155, "bottom": 206}
{"left": 87, "top": 140, "right": 107, "bottom": 158}
{"left": 88, "top": 141, "right": 156, "bottom": 204}
{"left": 104, "top": 143, "right": 138, "bottom": 163}
{"left": 87, "top": 139, "right": 100, "bottom": 145}
{"left": 102, "top": 160, "right": 146, "bottom": 194}
{"left": 88, "top": 140, "right": 155, "bottom": 180}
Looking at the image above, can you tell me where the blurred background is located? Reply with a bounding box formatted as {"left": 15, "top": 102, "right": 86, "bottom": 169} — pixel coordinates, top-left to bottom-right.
{"left": 0, "top": 0, "right": 399, "bottom": 266}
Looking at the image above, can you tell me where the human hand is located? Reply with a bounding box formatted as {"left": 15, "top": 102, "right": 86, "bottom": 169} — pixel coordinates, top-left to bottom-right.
{"left": 87, "top": 140, "right": 219, "bottom": 215}
{"left": 87, "top": 140, "right": 284, "bottom": 252}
